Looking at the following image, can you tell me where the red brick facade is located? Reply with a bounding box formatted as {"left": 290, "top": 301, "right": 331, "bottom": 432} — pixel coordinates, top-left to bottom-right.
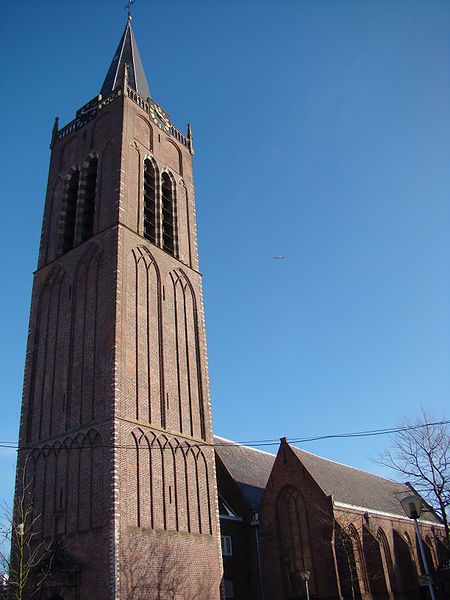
{"left": 15, "top": 21, "right": 222, "bottom": 599}
{"left": 215, "top": 437, "right": 448, "bottom": 600}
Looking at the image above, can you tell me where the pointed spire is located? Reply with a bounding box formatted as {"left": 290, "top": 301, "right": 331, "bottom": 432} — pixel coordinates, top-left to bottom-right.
{"left": 100, "top": 18, "right": 151, "bottom": 99}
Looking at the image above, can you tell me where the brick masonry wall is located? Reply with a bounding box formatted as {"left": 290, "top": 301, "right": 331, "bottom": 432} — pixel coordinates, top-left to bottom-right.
{"left": 17, "top": 226, "right": 119, "bottom": 598}
{"left": 258, "top": 440, "right": 444, "bottom": 600}
{"left": 16, "top": 86, "right": 222, "bottom": 599}
{"left": 260, "top": 443, "right": 341, "bottom": 600}
{"left": 112, "top": 94, "right": 222, "bottom": 598}
{"left": 216, "top": 458, "right": 265, "bottom": 600}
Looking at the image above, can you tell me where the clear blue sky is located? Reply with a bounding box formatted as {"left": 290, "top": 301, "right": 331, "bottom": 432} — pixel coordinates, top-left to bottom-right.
{"left": 0, "top": 0, "right": 449, "bottom": 506}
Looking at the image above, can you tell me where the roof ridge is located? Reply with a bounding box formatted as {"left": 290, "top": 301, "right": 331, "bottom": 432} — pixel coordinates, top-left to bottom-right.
{"left": 289, "top": 444, "right": 401, "bottom": 485}
{"left": 213, "top": 435, "right": 276, "bottom": 457}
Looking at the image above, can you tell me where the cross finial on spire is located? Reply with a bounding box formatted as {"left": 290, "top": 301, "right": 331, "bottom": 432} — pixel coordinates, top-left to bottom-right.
{"left": 124, "top": 0, "right": 135, "bottom": 20}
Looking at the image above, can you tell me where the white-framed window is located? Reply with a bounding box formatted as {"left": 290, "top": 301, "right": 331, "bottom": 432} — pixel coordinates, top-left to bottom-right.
{"left": 221, "top": 534, "right": 233, "bottom": 557}
{"left": 221, "top": 579, "right": 234, "bottom": 599}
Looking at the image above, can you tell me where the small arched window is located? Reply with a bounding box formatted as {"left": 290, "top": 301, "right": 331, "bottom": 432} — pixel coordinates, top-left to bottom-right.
{"left": 60, "top": 168, "right": 80, "bottom": 253}
{"left": 143, "top": 159, "right": 157, "bottom": 244}
{"left": 76, "top": 155, "right": 98, "bottom": 244}
{"left": 161, "top": 172, "right": 177, "bottom": 257}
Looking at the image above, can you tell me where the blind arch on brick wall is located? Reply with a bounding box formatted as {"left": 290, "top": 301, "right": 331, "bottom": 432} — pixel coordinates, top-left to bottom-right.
{"left": 129, "top": 246, "right": 165, "bottom": 427}
{"left": 275, "top": 486, "right": 315, "bottom": 597}
{"left": 186, "top": 445, "right": 212, "bottom": 535}
{"left": 167, "top": 269, "right": 205, "bottom": 440}
{"left": 67, "top": 243, "right": 104, "bottom": 430}
{"left": 27, "top": 429, "right": 105, "bottom": 539}
{"left": 131, "top": 429, "right": 212, "bottom": 535}
{"left": 27, "top": 265, "right": 66, "bottom": 443}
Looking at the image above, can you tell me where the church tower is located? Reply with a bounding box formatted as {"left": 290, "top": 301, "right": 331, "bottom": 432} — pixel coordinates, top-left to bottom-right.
{"left": 16, "top": 15, "right": 222, "bottom": 599}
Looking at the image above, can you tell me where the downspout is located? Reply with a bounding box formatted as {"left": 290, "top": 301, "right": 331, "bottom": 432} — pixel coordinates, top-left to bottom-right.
{"left": 251, "top": 512, "right": 264, "bottom": 600}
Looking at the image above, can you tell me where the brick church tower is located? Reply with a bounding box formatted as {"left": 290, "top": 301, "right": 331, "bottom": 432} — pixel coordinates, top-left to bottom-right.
{"left": 15, "top": 15, "right": 222, "bottom": 599}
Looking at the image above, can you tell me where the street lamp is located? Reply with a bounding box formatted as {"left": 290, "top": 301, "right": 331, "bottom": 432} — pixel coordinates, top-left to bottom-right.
{"left": 401, "top": 494, "right": 437, "bottom": 600}
{"left": 299, "top": 569, "right": 311, "bottom": 600}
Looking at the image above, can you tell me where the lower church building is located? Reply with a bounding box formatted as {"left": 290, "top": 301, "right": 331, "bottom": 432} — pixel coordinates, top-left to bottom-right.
{"left": 215, "top": 436, "right": 448, "bottom": 600}
{"left": 12, "top": 12, "right": 448, "bottom": 600}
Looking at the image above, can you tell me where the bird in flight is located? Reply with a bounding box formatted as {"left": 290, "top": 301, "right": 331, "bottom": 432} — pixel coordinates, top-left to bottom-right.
{"left": 273, "top": 256, "right": 286, "bottom": 260}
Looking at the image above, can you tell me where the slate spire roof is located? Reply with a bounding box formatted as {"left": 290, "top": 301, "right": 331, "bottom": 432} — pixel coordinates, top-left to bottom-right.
{"left": 100, "top": 16, "right": 151, "bottom": 100}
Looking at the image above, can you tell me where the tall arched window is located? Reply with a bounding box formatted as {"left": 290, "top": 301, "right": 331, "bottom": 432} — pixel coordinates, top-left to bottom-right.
{"left": 335, "top": 524, "right": 362, "bottom": 599}
{"left": 60, "top": 168, "right": 80, "bottom": 253}
{"left": 161, "top": 172, "right": 177, "bottom": 256}
{"left": 276, "top": 486, "right": 314, "bottom": 597}
{"left": 143, "top": 159, "right": 157, "bottom": 244}
{"left": 377, "top": 528, "right": 395, "bottom": 592}
{"left": 363, "top": 526, "right": 389, "bottom": 597}
{"left": 393, "top": 529, "right": 418, "bottom": 593}
{"left": 76, "top": 155, "right": 98, "bottom": 245}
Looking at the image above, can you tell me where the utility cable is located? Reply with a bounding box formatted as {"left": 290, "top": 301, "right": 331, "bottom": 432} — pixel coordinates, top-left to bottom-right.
{"left": 0, "top": 419, "right": 448, "bottom": 452}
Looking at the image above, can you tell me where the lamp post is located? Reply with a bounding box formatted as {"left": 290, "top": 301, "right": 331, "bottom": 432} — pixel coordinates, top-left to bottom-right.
{"left": 401, "top": 494, "right": 437, "bottom": 600}
{"left": 299, "top": 569, "right": 311, "bottom": 600}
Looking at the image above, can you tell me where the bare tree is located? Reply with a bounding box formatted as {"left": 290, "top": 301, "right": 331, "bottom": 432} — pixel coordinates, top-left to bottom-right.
{"left": 377, "top": 411, "right": 450, "bottom": 544}
{"left": 0, "top": 458, "right": 53, "bottom": 600}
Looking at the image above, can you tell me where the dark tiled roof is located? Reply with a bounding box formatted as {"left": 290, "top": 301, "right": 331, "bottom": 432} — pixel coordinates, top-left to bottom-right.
{"left": 289, "top": 444, "right": 440, "bottom": 523}
{"left": 101, "top": 19, "right": 151, "bottom": 99}
{"left": 214, "top": 436, "right": 275, "bottom": 511}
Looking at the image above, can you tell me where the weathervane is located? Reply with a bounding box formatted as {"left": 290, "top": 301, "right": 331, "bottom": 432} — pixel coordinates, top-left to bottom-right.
{"left": 124, "top": 0, "right": 136, "bottom": 20}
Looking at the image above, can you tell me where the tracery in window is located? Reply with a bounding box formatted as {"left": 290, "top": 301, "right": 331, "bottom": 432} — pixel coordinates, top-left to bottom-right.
{"left": 143, "top": 159, "right": 157, "bottom": 244}
{"left": 161, "top": 172, "right": 177, "bottom": 256}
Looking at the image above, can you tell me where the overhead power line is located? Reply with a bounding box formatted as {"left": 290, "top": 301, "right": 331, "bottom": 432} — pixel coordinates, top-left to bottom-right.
{"left": 0, "top": 419, "right": 448, "bottom": 452}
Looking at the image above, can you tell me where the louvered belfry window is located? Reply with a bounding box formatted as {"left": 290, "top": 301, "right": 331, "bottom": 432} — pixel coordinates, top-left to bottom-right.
{"left": 143, "top": 159, "right": 157, "bottom": 244}
{"left": 161, "top": 172, "right": 176, "bottom": 256}
{"left": 77, "top": 156, "right": 98, "bottom": 243}
{"left": 59, "top": 155, "right": 98, "bottom": 255}
{"left": 61, "top": 168, "right": 80, "bottom": 253}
